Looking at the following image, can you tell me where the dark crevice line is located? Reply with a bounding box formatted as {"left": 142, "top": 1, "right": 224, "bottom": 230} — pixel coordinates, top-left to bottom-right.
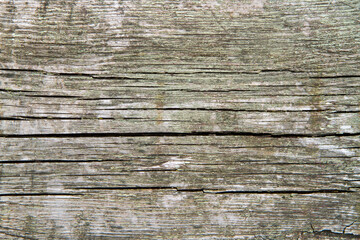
{"left": 0, "top": 117, "right": 22, "bottom": 120}
{"left": 1, "top": 131, "right": 359, "bottom": 138}
{"left": 0, "top": 230, "right": 38, "bottom": 240}
{"left": 0, "top": 68, "right": 248, "bottom": 77}
{"left": 75, "top": 187, "right": 208, "bottom": 192}
{"left": 1, "top": 90, "right": 80, "bottom": 98}
{"left": 177, "top": 189, "right": 206, "bottom": 192}
{"left": 0, "top": 88, "right": 35, "bottom": 93}
{"left": 310, "top": 75, "right": 360, "bottom": 79}
{"left": 131, "top": 71, "right": 253, "bottom": 75}
{"left": 0, "top": 67, "right": 320, "bottom": 78}
{"left": 166, "top": 89, "right": 255, "bottom": 92}
{"left": 138, "top": 119, "right": 196, "bottom": 123}
{"left": 260, "top": 69, "right": 305, "bottom": 74}
{"left": 0, "top": 68, "right": 42, "bottom": 73}
{"left": 166, "top": 90, "right": 360, "bottom": 96}
{"left": 215, "top": 189, "right": 353, "bottom": 194}
{"left": 60, "top": 170, "right": 179, "bottom": 176}
{"left": 228, "top": 172, "right": 354, "bottom": 176}
{"left": 74, "top": 186, "right": 354, "bottom": 194}
{"left": 94, "top": 107, "right": 358, "bottom": 113}
{"left": 90, "top": 76, "right": 145, "bottom": 80}
{"left": 24, "top": 94, "right": 81, "bottom": 98}
{"left": 0, "top": 193, "right": 83, "bottom": 196}
{"left": 0, "top": 68, "right": 141, "bottom": 80}
{"left": 221, "top": 146, "right": 305, "bottom": 149}
{"left": 313, "top": 230, "right": 360, "bottom": 239}
{"left": 0, "top": 225, "right": 48, "bottom": 237}
{"left": 0, "top": 159, "right": 131, "bottom": 164}
{"left": 253, "top": 94, "right": 360, "bottom": 96}
{"left": 143, "top": 143, "right": 220, "bottom": 146}
{"left": 82, "top": 97, "right": 157, "bottom": 100}
{"left": 0, "top": 116, "right": 115, "bottom": 120}
{"left": 112, "top": 85, "right": 161, "bottom": 88}
{"left": 0, "top": 68, "right": 94, "bottom": 77}
{"left": 0, "top": 225, "right": 30, "bottom": 233}
{"left": 73, "top": 187, "right": 353, "bottom": 195}
{"left": 131, "top": 69, "right": 307, "bottom": 75}
{"left": 130, "top": 169, "right": 178, "bottom": 172}
{"left": 344, "top": 221, "right": 358, "bottom": 234}
{"left": 75, "top": 186, "right": 175, "bottom": 190}
{"left": 331, "top": 111, "right": 360, "bottom": 114}
{"left": 257, "top": 162, "right": 332, "bottom": 165}
{"left": 60, "top": 174, "right": 129, "bottom": 177}
{"left": 0, "top": 117, "right": 83, "bottom": 120}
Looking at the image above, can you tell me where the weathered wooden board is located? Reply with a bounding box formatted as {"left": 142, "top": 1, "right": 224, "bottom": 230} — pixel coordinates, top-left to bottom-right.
{"left": 0, "top": 0, "right": 359, "bottom": 239}
{"left": 1, "top": 70, "right": 360, "bottom": 136}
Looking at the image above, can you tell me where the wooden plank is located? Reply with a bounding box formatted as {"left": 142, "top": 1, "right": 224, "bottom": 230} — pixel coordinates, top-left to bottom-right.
{"left": 0, "top": 0, "right": 359, "bottom": 239}
{"left": 1, "top": 0, "right": 359, "bottom": 74}
{"left": 1, "top": 135, "right": 359, "bottom": 239}
{"left": 0, "top": 136, "right": 358, "bottom": 192}
{"left": 0, "top": 70, "right": 359, "bottom": 135}
{"left": 0, "top": 192, "right": 359, "bottom": 239}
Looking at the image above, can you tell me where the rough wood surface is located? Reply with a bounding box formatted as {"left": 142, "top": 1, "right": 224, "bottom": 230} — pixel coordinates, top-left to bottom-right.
{"left": 0, "top": 0, "right": 359, "bottom": 239}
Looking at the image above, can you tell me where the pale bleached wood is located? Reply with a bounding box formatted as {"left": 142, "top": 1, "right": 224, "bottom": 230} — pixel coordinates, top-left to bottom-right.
{"left": 0, "top": 0, "right": 359, "bottom": 239}
{"left": 1, "top": 192, "right": 359, "bottom": 239}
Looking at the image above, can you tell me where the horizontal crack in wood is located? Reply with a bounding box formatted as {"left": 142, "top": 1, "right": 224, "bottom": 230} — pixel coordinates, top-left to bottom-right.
{"left": 0, "top": 116, "right": 115, "bottom": 120}
{"left": 0, "top": 193, "right": 83, "bottom": 196}
{"left": 72, "top": 187, "right": 353, "bottom": 195}
{"left": 2, "top": 67, "right": 360, "bottom": 79}
{"left": 0, "top": 230, "right": 38, "bottom": 240}
{"left": 0, "top": 159, "right": 131, "bottom": 164}
{"left": 215, "top": 189, "right": 353, "bottom": 194}
{"left": 313, "top": 229, "right": 360, "bottom": 239}
{"left": 1, "top": 131, "right": 359, "bottom": 138}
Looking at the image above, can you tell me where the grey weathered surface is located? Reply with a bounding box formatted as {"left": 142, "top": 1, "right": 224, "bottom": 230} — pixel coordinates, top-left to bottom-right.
{"left": 0, "top": 0, "right": 359, "bottom": 239}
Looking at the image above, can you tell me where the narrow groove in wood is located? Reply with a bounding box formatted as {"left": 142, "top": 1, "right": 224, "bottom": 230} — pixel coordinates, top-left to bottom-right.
{"left": 2, "top": 131, "right": 359, "bottom": 138}
{"left": 0, "top": 116, "right": 115, "bottom": 120}
{"left": 215, "top": 189, "right": 353, "bottom": 194}
{"left": 0, "top": 159, "right": 130, "bottom": 164}
{"left": 0, "top": 193, "right": 83, "bottom": 196}
{"left": 75, "top": 186, "right": 175, "bottom": 190}
{"left": 74, "top": 187, "right": 353, "bottom": 195}
{"left": 24, "top": 94, "right": 81, "bottom": 98}
{"left": 1, "top": 0, "right": 359, "bottom": 238}
{"left": 2, "top": 67, "right": 357, "bottom": 79}
{"left": 0, "top": 68, "right": 142, "bottom": 80}
{"left": 313, "top": 230, "right": 360, "bottom": 239}
{"left": 94, "top": 107, "right": 355, "bottom": 113}
{"left": 0, "top": 88, "right": 35, "bottom": 93}
{"left": 0, "top": 231, "right": 37, "bottom": 240}
{"left": 309, "top": 75, "right": 360, "bottom": 79}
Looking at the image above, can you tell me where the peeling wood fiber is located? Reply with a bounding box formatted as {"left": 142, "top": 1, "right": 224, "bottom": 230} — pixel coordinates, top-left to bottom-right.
{"left": 0, "top": 0, "right": 360, "bottom": 239}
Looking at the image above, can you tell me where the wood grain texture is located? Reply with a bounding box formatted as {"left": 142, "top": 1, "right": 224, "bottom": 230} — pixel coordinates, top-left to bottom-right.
{"left": 0, "top": 0, "right": 359, "bottom": 239}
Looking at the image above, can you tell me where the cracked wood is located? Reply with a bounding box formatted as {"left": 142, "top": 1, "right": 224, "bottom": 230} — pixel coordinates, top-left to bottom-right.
{"left": 0, "top": 0, "right": 360, "bottom": 239}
